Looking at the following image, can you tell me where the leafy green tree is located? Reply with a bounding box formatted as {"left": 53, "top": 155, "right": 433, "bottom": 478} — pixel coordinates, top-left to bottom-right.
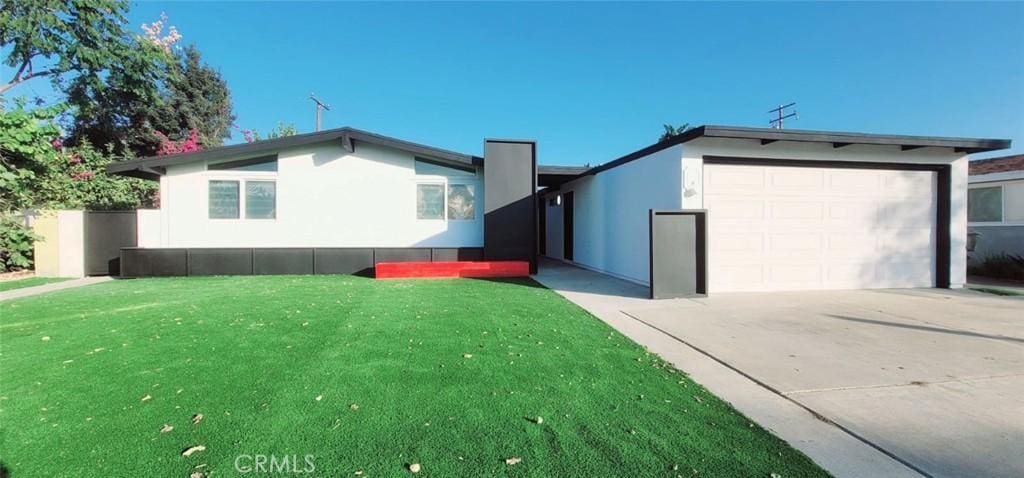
{"left": 72, "top": 44, "right": 234, "bottom": 157}
{"left": 0, "top": 98, "right": 63, "bottom": 211}
{"left": 0, "top": 0, "right": 166, "bottom": 96}
{"left": 0, "top": 98, "right": 156, "bottom": 212}
{"left": 659, "top": 123, "right": 693, "bottom": 142}
{"left": 37, "top": 140, "right": 157, "bottom": 210}
{"left": 243, "top": 122, "right": 298, "bottom": 142}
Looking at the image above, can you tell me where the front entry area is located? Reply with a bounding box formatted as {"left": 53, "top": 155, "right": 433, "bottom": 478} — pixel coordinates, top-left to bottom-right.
{"left": 703, "top": 162, "right": 939, "bottom": 292}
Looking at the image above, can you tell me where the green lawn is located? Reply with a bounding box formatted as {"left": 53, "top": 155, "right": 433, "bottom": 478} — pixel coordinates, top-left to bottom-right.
{"left": 0, "top": 276, "right": 71, "bottom": 292}
{"left": 0, "top": 276, "right": 828, "bottom": 477}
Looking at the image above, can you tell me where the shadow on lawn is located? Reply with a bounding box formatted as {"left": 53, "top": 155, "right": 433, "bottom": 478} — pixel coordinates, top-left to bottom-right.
{"left": 466, "top": 276, "right": 547, "bottom": 289}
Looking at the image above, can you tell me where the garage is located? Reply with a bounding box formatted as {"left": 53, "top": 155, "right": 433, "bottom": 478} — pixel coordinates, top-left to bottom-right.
{"left": 704, "top": 161, "right": 938, "bottom": 292}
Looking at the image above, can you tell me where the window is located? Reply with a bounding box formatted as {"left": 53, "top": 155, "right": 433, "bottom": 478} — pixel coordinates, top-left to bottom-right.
{"left": 968, "top": 186, "right": 1003, "bottom": 222}
{"left": 245, "top": 181, "right": 276, "bottom": 219}
{"left": 209, "top": 180, "right": 240, "bottom": 218}
{"left": 447, "top": 184, "right": 475, "bottom": 220}
{"left": 417, "top": 184, "right": 445, "bottom": 219}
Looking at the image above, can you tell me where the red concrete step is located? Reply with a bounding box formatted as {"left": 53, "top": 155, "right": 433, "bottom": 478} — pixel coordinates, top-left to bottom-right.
{"left": 375, "top": 261, "right": 530, "bottom": 279}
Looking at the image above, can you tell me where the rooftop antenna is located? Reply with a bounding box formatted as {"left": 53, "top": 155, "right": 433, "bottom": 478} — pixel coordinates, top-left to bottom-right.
{"left": 768, "top": 102, "right": 798, "bottom": 129}
{"left": 310, "top": 94, "right": 331, "bottom": 132}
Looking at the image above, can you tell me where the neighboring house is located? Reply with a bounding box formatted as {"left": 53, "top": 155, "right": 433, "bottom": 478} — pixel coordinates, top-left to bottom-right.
{"left": 967, "top": 153, "right": 1024, "bottom": 263}
{"left": 107, "top": 125, "right": 1010, "bottom": 295}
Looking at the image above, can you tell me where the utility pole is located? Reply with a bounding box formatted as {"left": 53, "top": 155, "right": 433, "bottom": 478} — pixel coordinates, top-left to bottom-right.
{"left": 768, "top": 102, "right": 798, "bottom": 129}
{"left": 310, "top": 94, "right": 331, "bottom": 132}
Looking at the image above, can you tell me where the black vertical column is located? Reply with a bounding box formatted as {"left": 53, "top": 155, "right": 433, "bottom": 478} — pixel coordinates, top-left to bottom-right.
{"left": 483, "top": 139, "right": 537, "bottom": 273}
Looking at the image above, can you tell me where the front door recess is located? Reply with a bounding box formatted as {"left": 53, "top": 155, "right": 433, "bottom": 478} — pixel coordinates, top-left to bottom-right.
{"left": 563, "top": 192, "right": 574, "bottom": 261}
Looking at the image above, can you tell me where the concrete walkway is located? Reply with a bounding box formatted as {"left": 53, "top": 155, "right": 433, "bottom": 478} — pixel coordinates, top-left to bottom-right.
{"left": 533, "top": 259, "right": 923, "bottom": 478}
{"left": 0, "top": 276, "right": 112, "bottom": 301}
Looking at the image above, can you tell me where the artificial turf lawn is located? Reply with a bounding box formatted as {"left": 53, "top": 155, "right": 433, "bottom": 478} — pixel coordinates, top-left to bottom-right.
{"left": 0, "top": 276, "right": 71, "bottom": 292}
{"left": 0, "top": 276, "right": 829, "bottom": 477}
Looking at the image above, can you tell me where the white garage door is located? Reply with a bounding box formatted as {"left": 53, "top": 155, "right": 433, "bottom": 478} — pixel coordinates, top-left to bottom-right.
{"left": 704, "top": 163, "right": 937, "bottom": 292}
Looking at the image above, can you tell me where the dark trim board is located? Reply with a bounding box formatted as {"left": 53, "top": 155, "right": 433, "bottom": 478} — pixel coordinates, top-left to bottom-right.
{"left": 702, "top": 155, "right": 952, "bottom": 288}
{"left": 121, "top": 247, "right": 485, "bottom": 278}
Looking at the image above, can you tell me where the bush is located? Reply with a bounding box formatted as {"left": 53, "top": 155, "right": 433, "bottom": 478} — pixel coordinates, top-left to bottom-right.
{"left": 0, "top": 216, "right": 38, "bottom": 272}
{"left": 968, "top": 254, "right": 1024, "bottom": 282}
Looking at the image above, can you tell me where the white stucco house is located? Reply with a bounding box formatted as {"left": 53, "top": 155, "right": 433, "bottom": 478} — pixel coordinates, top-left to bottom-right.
{"left": 966, "top": 154, "right": 1024, "bottom": 262}
{"left": 105, "top": 125, "right": 1010, "bottom": 296}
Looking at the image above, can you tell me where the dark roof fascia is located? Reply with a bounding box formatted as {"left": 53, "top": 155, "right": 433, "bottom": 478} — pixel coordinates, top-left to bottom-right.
{"left": 699, "top": 125, "right": 1011, "bottom": 154}
{"left": 572, "top": 125, "right": 1010, "bottom": 182}
{"left": 538, "top": 165, "right": 590, "bottom": 175}
{"left": 106, "top": 127, "right": 479, "bottom": 177}
{"left": 581, "top": 126, "right": 706, "bottom": 178}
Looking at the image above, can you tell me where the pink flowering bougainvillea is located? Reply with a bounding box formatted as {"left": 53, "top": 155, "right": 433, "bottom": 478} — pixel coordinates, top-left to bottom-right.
{"left": 155, "top": 129, "right": 202, "bottom": 156}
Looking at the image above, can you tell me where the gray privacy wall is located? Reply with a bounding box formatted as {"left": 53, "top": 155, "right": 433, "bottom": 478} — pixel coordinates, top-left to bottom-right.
{"left": 483, "top": 139, "right": 537, "bottom": 272}
{"left": 649, "top": 210, "right": 707, "bottom": 299}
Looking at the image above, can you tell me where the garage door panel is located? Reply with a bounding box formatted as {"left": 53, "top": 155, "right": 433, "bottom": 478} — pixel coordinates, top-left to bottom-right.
{"left": 705, "top": 165, "right": 766, "bottom": 193}
{"left": 711, "top": 231, "right": 764, "bottom": 253}
{"left": 768, "top": 168, "right": 825, "bottom": 191}
{"left": 767, "top": 233, "right": 822, "bottom": 256}
{"left": 705, "top": 163, "right": 936, "bottom": 292}
{"left": 708, "top": 199, "right": 765, "bottom": 221}
{"left": 828, "top": 170, "right": 884, "bottom": 193}
{"left": 769, "top": 201, "right": 825, "bottom": 220}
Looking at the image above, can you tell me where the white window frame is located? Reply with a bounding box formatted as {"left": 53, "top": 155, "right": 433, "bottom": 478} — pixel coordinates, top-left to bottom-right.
{"left": 415, "top": 178, "right": 448, "bottom": 221}
{"left": 967, "top": 184, "right": 1004, "bottom": 226}
{"left": 207, "top": 168, "right": 278, "bottom": 221}
{"left": 413, "top": 177, "right": 480, "bottom": 222}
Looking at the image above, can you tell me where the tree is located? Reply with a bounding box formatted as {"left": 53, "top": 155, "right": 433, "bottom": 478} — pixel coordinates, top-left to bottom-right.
{"left": 0, "top": 98, "right": 63, "bottom": 211}
{"left": 155, "top": 46, "right": 234, "bottom": 150}
{"left": 69, "top": 42, "right": 233, "bottom": 158}
{"left": 243, "top": 122, "right": 298, "bottom": 143}
{"left": 0, "top": 98, "right": 156, "bottom": 213}
{"left": 659, "top": 123, "right": 693, "bottom": 142}
{"left": 0, "top": 0, "right": 166, "bottom": 96}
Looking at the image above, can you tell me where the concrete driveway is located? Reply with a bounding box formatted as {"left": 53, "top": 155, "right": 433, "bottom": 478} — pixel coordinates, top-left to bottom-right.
{"left": 622, "top": 288, "right": 1024, "bottom": 478}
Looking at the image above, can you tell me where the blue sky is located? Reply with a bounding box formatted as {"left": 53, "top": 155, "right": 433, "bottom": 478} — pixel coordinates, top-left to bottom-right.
{"left": 11, "top": 1, "right": 1024, "bottom": 164}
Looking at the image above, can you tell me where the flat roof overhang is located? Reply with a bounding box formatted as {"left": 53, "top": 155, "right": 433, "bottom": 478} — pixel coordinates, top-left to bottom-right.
{"left": 538, "top": 165, "right": 590, "bottom": 188}
{"left": 580, "top": 125, "right": 1012, "bottom": 179}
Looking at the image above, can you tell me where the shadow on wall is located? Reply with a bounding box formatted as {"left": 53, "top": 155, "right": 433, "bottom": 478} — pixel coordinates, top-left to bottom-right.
{"left": 849, "top": 188, "right": 943, "bottom": 289}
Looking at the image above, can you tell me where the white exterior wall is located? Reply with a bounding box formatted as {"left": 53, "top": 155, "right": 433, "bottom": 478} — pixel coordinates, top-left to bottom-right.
{"left": 544, "top": 145, "right": 685, "bottom": 284}
{"left": 152, "top": 142, "right": 483, "bottom": 248}
{"left": 681, "top": 138, "right": 970, "bottom": 288}
{"left": 136, "top": 209, "right": 163, "bottom": 247}
{"left": 56, "top": 210, "right": 84, "bottom": 277}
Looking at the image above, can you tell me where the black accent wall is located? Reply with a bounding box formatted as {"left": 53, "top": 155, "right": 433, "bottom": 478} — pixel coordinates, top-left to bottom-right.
{"left": 483, "top": 139, "right": 537, "bottom": 273}
{"left": 120, "top": 247, "right": 485, "bottom": 278}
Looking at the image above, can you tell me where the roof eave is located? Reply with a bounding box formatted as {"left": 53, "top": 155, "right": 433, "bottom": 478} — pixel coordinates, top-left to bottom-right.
{"left": 106, "top": 127, "right": 479, "bottom": 178}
